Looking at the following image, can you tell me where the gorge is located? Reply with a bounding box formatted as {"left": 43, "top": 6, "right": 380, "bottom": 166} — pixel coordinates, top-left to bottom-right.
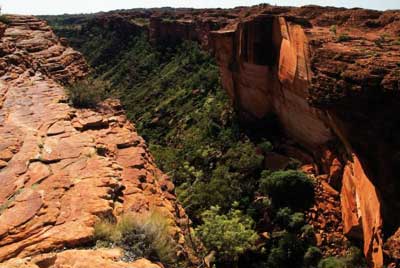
{"left": 0, "top": 4, "right": 400, "bottom": 268}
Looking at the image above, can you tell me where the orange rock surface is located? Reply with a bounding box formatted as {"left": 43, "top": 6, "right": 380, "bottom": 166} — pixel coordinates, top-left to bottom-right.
{"left": 0, "top": 249, "right": 160, "bottom": 268}
{"left": 1, "top": 5, "right": 400, "bottom": 268}
{"left": 208, "top": 6, "right": 400, "bottom": 268}
{"left": 0, "top": 15, "right": 194, "bottom": 267}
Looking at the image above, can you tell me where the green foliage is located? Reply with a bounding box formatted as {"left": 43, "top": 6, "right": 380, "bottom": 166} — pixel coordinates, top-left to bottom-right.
{"left": 329, "top": 25, "right": 337, "bottom": 36}
{"left": 0, "top": 15, "right": 10, "bottom": 24}
{"left": 194, "top": 205, "right": 258, "bottom": 263}
{"left": 318, "top": 257, "right": 346, "bottom": 268}
{"left": 317, "top": 247, "right": 366, "bottom": 268}
{"left": 178, "top": 140, "right": 264, "bottom": 218}
{"left": 301, "top": 224, "right": 317, "bottom": 245}
{"left": 67, "top": 78, "right": 109, "bottom": 108}
{"left": 336, "top": 33, "right": 351, "bottom": 42}
{"left": 304, "top": 246, "right": 323, "bottom": 267}
{"left": 259, "top": 170, "right": 315, "bottom": 210}
{"left": 94, "top": 211, "right": 177, "bottom": 264}
{"left": 258, "top": 140, "right": 273, "bottom": 154}
{"left": 223, "top": 141, "right": 264, "bottom": 174}
{"left": 44, "top": 17, "right": 368, "bottom": 268}
{"left": 267, "top": 233, "right": 306, "bottom": 268}
{"left": 131, "top": 17, "right": 149, "bottom": 26}
{"left": 275, "top": 207, "right": 305, "bottom": 231}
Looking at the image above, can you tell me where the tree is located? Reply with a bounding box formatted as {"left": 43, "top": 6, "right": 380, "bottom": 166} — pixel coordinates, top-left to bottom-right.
{"left": 194, "top": 205, "right": 258, "bottom": 265}
{"left": 267, "top": 233, "right": 306, "bottom": 268}
{"left": 259, "top": 170, "right": 315, "bottom": 210}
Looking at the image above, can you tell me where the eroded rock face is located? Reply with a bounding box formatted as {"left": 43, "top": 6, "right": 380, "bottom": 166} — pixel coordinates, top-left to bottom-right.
{"left": 0, "top": 15, "right": 87, "bottom": 83}
{"left": 210, "top": 6, "right": 400, "bottom": 268}
{"left": 0, "top": 15, "right": 195, "bottom": 267}
{"left": 148, "top": 9, "right": 238, "bottom": 49}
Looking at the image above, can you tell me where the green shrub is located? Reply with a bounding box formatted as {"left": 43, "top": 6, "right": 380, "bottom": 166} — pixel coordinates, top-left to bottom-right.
{"left": 258, "top": 140, "right": 273, "bottom": 154}
{"left": 342, "top": 246, "right": 367, "bottom": 267}
{"left": 180, "top": 165, "right": 242, "bottom": 215}
{"left": 259, "top": 170, "right": 315, "bottom": 210}
{"left": 289, "top": 212, "right": 306, "bottom": 230}
{"left": 0, "top": 15, "right": 10, "bottom": 24}
{"left": 329, "top": 25, "right": 337, "bottom": 36}
{"left": 178, "top": 140, "right": 264, "bottom": 218}
{"left": 287, "top": 158, "right": 302, "bottom": 169}
{"left": 301, "top": 224, "right": 317, "bottom": 245}
{"left": 67, "top": 78, "right": 109, "bottom": 108}
{"left": 317, "top": 247, "right": 366, "bottom": 268}
{"left": 275, "top": 207, "right": 306, "bottom": 231}
{"left": 337, "top": 33, "right": 351, "bottom": 42}
{"left": 304, "top": 246, "right": 323, "bottom": 267}
{"left": 318, "top": 257, "right": 346, "bottom": 268}
{"left": 94, "top": 210, "right": 177, "bottom": 264}
{"left": 194, "top": 205, "right": 258, "bottom": 264}
{"left": 223, "top": 141, "right": 264, "bottom": 173}
{"left": 267, "top": 233, "right": 306, "bottom": 268}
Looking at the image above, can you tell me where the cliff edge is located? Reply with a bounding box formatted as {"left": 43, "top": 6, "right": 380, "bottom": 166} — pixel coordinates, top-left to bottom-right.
{"left": 211, "top": 6, "right": 400, "bottom": 268}
{"left": 0, "top": 16, "right": 194, "bottom": 268}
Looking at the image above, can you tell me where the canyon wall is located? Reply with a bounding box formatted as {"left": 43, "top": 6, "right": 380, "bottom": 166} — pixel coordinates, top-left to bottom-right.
{"left": 1, "top": 6, "right": 399, "bottom": 268}
{"left": 211, "top": 7, "right": 400, "bottom": 268}
{"left": 149, "top": 11, "right": 234, "bottom": 49}
{"left": 0, "top": 16, "right": 195, "bottom": 267}
{"left": 138, "top": 6, "right": 400, "bottom": 265}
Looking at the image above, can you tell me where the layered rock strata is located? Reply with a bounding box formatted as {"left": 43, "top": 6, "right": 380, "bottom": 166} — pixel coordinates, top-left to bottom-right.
{"left": 0, "top": 16, "right": 194, "bottom": 267}
{"left": 211, "top": 6, "right": 400, "bottom": 268}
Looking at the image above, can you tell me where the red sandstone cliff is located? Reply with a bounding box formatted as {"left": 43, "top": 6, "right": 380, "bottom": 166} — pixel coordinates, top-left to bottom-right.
{"left": 128, "top": 6, "right": 400, "bottom": 266}
{"left": 1, "top": 6, "right": 400, "bottom": 268}
{"left": 0, "top": 16, "right": 195, "bottom": 267}
{"left": 149, "top": 9, "right": 238, "bottom": 49}
{"left": 210, "top": 6, "right": 400, "bottom": 268}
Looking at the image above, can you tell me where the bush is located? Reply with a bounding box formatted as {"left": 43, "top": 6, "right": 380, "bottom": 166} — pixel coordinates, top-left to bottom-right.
{"left": 301, "top": 224, "right": 317, "bottom": 245}
{"left": 336, "top": 33, "right": 351, "bottom": 42}
{"left": 267, "top": 233, "right": 306, "bottom": 268}
{"left": 223, "top": 141, "right": 264, "bottom": 174}
{"left": 329, "top": 25, "right": 337, "bottom": 36}
{"left": 94, "top": 210, "right": 177, "bottom": 264}
{"left": 304, "top": 246, "right": 323, "bottom": 267}
{"left": 178, "top": 140, "right": 264, "bottom": 217}
{"left": 258, "top": 140, "right": 273, "bottom": 154}
{"left": 317, "top": 247, "right": 366, "bottom": 268}
{"left": 0, "top": 15, "right": 10, "bottom": 24}
{"left": 275, "top": 207, "right": 305, "bottom": 231}
{"left": 318, "top": 257, "right": 346, "bottom": 268}
{"left": 342, "top": 246, "right": 367, "bottom": 267}
{"left": 194, "top": 205, "right": 258, "bottom": 264}
{"left": 67, "top": 78, "right": 109, "bottom": 108}
{"left": 259, "top": 170, "right": 315, "bottom": 210}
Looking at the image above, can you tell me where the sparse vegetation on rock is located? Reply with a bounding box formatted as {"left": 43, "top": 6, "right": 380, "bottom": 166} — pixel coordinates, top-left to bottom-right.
{"left": 67, "top": 78, "right": 109, "bottom": 108}
{"left": 94, "top": 211, "right": 177, "bottom": 264}
{"left": 0, "top": 15, "right": 10, "bottom": 24}
{"left": 336, "top": 33, "right": 351, "bottom": 42}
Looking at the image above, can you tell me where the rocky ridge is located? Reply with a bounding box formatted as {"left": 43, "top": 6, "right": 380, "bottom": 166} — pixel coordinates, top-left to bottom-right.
{"left": 0, "top": 16, "right": 195, "bottom": 267}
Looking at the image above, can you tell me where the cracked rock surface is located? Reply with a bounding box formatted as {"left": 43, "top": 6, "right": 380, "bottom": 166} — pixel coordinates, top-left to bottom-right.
{"left": 0, "top": 16, "right": 194, "bottom": 267}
